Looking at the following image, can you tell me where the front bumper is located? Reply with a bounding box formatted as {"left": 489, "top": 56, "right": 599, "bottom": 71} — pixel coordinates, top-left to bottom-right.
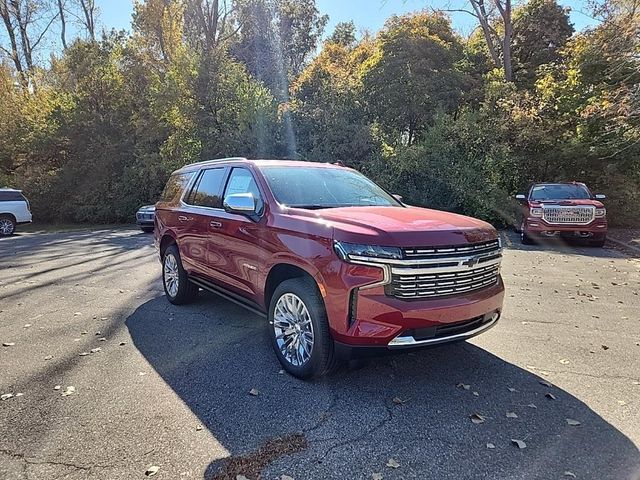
{"left": 524, "top": 217, "right": 607, "bottom": 237}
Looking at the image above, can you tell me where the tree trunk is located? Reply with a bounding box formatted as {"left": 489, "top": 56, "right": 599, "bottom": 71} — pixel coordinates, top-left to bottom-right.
{"left": 0, "top": 1, "right": 27, "bottom": 88}
{"left": 57, "top": 0, "right": 67, "bottom": 49}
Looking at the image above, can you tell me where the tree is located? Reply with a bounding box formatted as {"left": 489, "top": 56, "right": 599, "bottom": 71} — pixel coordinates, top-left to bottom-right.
{"left": 511, "top": 0, "right": 573, "bottom": 86}
{"left": 362, "top": 12, "right": 466, "bottom": 145}
{"left": 326, "top": 20, "right": 356, "bottom": 47}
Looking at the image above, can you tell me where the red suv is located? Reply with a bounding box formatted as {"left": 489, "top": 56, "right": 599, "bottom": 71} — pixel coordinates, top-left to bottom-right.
{"left": 516, "top": 182, "right": 607, "bottom": 247}
{"left": 155, "top": 158, "right": 504, "bottom": 378}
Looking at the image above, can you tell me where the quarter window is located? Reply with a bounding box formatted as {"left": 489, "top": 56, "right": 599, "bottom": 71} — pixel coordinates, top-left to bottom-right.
{"left": 160, "top": 172, "right": 193, "bottom": 203}
{"left": 189, "top": 168, "right": 226, "bottom": 208}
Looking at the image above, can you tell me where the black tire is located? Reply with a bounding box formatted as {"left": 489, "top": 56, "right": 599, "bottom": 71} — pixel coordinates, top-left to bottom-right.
{"left": 268, "top": 277, "right": 335, "bottom": 379}
{"left": 589, "top": 236, "right": 606, "bottom": 248}
{"left": 162, "top": 244, "right": 198, "bottom": 305}
{"left": 521, "top": 223, "right": 534, "bottom": 245}
{"left": 140, "top": 226, "right": 154, "bottom": 233}
{"left": 0, "top": 215, "right": 16, "bottom": 236}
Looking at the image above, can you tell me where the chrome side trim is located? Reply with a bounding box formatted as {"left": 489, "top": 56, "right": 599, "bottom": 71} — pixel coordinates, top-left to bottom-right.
{"left": 387, "top": 313, "right": 500, "bottom": 349}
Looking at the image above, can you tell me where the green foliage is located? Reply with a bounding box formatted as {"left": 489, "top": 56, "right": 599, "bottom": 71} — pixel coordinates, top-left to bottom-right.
{"left": 0, "top": 0, "right": 638, "bottom": 227}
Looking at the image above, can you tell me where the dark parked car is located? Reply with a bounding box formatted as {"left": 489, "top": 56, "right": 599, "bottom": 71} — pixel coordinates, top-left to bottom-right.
{"left": 154, "top": 158, "right": 505, "bottom": 378}
{"left": 136, "top": 205, "right": 155, "bottom": 233}
{"left": 515, "top": 182, "right": 607, "bottom": 246}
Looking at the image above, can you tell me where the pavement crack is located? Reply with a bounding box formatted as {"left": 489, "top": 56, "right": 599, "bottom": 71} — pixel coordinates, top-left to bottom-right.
{"left": 0, "top": 447, "right": 115, "bottom": 472}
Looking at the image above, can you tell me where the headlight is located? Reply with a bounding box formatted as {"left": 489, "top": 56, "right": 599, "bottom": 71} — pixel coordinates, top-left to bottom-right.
{"left": 530, "top": 207, "right": 543, "bottom": 217}
{"left": 334, "top": 241, "right": 402, "bottom": 262}
{"left": 595, "top": 208, "right": 606, "bottom": 217}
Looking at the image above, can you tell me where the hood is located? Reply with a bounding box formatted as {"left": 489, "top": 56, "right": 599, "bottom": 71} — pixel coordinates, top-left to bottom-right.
{"left": 287, "top": 205, "right": 497, "bottom": 247}
{"left": 530, "top": 199, "right": 604, "bottom": 208}
{"left": 138, "top": 205, "right": 156, "bottom": 212}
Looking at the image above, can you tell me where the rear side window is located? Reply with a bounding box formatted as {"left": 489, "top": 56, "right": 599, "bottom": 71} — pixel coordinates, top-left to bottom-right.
{"left": 0, "top": 191, "right": 26, "bottom": 202}
{"left": 188, "top": 168, "right": 226, "bottom": 208}
{"left": 160, "top": 173, "right": 193, "bottom": 203}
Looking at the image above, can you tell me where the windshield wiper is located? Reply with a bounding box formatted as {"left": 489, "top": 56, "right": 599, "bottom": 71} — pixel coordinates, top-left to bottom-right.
{"left": 287, "top": 204, "right": 336, "bottom": 210}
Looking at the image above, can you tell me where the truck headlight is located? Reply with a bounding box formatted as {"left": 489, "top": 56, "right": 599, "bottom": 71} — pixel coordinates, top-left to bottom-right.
{"left": 595, "top": 208, "right": 606, "bottom": 217}
{"left": 530, "top": 207, "right": 543, "bottom": 217}
{"left": 334, "top": 241, "right": 402, "bottom": 262}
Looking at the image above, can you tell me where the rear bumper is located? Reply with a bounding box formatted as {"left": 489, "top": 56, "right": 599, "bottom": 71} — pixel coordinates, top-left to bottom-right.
{"left": 524, "top": 217, "right": 607, "bottom": 237}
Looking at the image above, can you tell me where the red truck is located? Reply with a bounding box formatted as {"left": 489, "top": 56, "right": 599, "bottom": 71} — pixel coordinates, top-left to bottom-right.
{"left": 155, "top": 158, "right": 504, "bottom": 378}
{"left": 516, "top": 182, "right": 607, "bottom": 247}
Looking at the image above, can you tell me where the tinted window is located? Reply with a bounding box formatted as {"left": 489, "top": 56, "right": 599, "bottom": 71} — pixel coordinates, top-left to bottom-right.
{"left": 0, "top": 191, "right": 26, "bottom": 202}
{"left": 259, "top": 166, "right": 400, "bottom": 209}
{"left": 189, "top": 168, "right": 226, "bottom": 208}
{"left": 160, "top": 172, "right": 193, "bottom": 203}
{"left": 224, "top": 168, "right": 263, "bottom": 214}
{"left": 530, "top": 184, "right": 591, "bottom": 201}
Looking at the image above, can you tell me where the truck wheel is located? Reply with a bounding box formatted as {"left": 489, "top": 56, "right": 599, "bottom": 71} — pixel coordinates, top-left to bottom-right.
{"left": 0, "top": 215, "right": 16, "bottom": 236}
{"left": 520, "top": 223, "right": 534, "bottom": 245}
{"left": 269, "top": 277, "right": 335, "bottom": 379}
{"left": 162, "top": 245, "right": 198, "bottom": 305}
{"left": 589, "top": 236, "right": 606, "bottom": 248}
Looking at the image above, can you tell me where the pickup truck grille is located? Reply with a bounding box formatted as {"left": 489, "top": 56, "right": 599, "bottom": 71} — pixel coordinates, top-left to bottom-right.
{"left": 542, "top": 206, "right": 595, "bottom": 225}
{"left": 387, "top": 240, "right": 502, "bottom": 300}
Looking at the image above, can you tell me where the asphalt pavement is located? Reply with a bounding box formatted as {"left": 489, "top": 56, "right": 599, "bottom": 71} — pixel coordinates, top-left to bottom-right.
{"left": 0, "top": 228, "right": 639, "bottom": 479}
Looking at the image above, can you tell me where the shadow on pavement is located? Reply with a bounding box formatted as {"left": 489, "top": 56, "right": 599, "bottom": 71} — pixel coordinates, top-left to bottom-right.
{"left": 126, "top": 293, "right": 640, "bottom": 480}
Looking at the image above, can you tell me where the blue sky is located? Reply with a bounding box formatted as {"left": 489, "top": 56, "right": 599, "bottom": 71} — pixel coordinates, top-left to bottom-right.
{"left": 99, "top": 0, "right": 599, "bottom": 38}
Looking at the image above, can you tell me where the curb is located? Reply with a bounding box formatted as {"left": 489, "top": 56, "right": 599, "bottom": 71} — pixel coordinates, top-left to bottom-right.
{"left": 607, "top": 236, "right": 640, "bottom": 255}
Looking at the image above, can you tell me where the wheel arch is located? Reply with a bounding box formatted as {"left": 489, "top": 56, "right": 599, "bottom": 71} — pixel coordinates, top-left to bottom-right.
{"left": 0, "top": 212, "right": 17, "bottom": 223}
{"left": 159, "top": 233, "right": 177, "bottom": 259}
{"left": 264, "top": 263, "right": 323, "bottom": 311}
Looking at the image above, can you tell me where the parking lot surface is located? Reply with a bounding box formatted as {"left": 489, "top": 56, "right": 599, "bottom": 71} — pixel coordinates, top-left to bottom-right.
{"left": 1, "top": 228, "right": 639, "bottom": 479}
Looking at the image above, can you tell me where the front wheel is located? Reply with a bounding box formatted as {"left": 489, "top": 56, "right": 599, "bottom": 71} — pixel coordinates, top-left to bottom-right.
{"left": 0, "top": 216, "right": 16, "bottom": 236}
{"left": 521, "top": 223, "right": 534, "bottom": 245}
{"left": 162, "top": 245, "right": 198, "bottom": 305}
{"left": 269, "top": 277, "right": 335, "bottom": 379}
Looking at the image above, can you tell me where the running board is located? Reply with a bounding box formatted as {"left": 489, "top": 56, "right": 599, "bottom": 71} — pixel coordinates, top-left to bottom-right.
{"left": 188, "top": 277, "right": 267, "bottom": 318}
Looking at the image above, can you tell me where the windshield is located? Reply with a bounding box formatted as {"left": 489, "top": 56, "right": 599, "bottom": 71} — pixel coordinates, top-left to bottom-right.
{"left": 259, "top": 165, "right": 401, "bottom": 209}
{"left": 530, "top": 184, "right": 592, "bottom": 201}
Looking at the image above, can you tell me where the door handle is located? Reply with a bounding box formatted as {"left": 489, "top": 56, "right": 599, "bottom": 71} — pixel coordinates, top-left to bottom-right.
{"left": 178, "top": 215, "right": 193, "bottom": 222}
{"left": 210, "top": 221, "right": 222, "bottom": 229}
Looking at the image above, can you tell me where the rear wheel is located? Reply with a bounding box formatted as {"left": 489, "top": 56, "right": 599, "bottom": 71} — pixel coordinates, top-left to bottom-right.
{"left": 0, "top": 215, "right": 16, "bottom": 236}
{"left": 269, "top": 277, "right": 335, "bottom": 379}
{"left": 162, "top": 244, "right": 198, "bottom": 305}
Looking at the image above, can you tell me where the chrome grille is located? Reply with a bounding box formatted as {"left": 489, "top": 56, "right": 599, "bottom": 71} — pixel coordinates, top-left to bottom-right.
{"left": 542, "top": 206, "right": 595, "bottom": 225}
{"left": 388, "top": 240, "right": 502, "bottom": 300}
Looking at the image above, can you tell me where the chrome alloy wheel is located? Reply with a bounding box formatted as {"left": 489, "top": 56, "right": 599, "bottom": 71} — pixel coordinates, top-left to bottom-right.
{"left": 0, "top": 219, "right": 14, "bottom": 235}
{"left": 273, "top": 293, "right": 315, "bottom": 367}
{"left": 163, "top": 253, "right": 180, "bottom": 297}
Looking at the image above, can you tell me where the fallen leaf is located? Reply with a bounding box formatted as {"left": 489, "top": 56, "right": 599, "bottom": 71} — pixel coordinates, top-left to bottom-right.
{"left": 119, "top": 342, "right": 126, "bottom": 346}
{"left": 386, "top": 458, "right": 400, "bottom": 469}
{"left": 372, "top": 474, "right": 383, "bottom": 480}
{"left": 486, "top": 443, "right": 495, "bottom": 449}
{"left": 527, "top": 403, "right": 537, "bottom": 409}
{"left": 79, "top": 352, "right": 89, "bottom": 357}
{"left": 145, "top": 466, "right": 160, "bottom": 477}
{"left": 457, "top": 383, "right": 471, "bottom": 390}
{"left": 1, "top": 393, "right": 14, "bottom": 401}
{"left": 24, "top": 324, "right": 31, "bottom": 328}
{"left": 566, "top": 418, "right": 581, "bottom": 426}
{"left": 278, "top": 369, "right": 285, "bottom": 374}
{"left": 90, "top": 348, "right": 101, "bottom": 354}
{"left": 511, "top": 439, "right": 527, "bottom": 449}
{"left": 470, "top": 413, "right": 486, "bottom": 424}
{"left": 73, "top": 312, "right": 82, "bottom": 316}
{"left": 545, "top": 393, "right": 557, "bottom": 400}
{"left": 195, "top": 425, "right": 203, "bottom": 431}
{"left": 506, "top": 412, "right": 518, "bottom": 418}
{"left": 44, "top": 355, "right": 53, "bottom": 360}
{"left": 99, "top": 337, "right": 106, "bottom": 341}
{"left": 392, "top": 397, "right": 408, "bottom": 405}
{"left": 249, "top": 388, "right": 259, "bottom": 396}
{"left": 61, "top": 386, "right": 76, "bottom": 396}
{"left": 2, "top": 342, "right": 15, "bottom": 347}
{"left": 507, "top": 387, "right": 517, "bottom": 392}
{"left": 618, "top": 400, "right": 627, "bottom": 406}
{"left": 54, "top": 385, "right": 61, "bottom": 390}
{"left": 564, "top": 472, "right": 576, "bottom": 478}
{"left": 472, "top": 391, "right": 479, "bottom": 396}
{"left": 559, "top": 358, "right": 570, "bottom": 365}
{"left": 539, "top": 380, "right": 553, "bottom": 388}
{"left": 601, "top": 345, "right": 609, "bottom": 350}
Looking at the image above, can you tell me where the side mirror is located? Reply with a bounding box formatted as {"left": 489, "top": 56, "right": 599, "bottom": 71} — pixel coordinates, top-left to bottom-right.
{"left": 223, "top": 193, "right": 256, "bottom": 215}
{"left": 595, "top": 194, "right": 606, "bottom": 200}
{"left": 515, "top": 194, "right": 526, "bottom": 201}
{"left": 393, "top": 194, "right": 404, "bottom": 203}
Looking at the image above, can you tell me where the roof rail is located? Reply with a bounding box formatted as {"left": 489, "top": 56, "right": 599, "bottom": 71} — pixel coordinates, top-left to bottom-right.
{"left": 185, "top": 157, "right": 248, "bottom": 168}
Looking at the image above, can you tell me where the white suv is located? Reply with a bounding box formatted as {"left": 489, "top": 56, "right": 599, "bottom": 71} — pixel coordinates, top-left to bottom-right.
{"left": 0, "top": 189, "right": 32, "bottom": 236}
